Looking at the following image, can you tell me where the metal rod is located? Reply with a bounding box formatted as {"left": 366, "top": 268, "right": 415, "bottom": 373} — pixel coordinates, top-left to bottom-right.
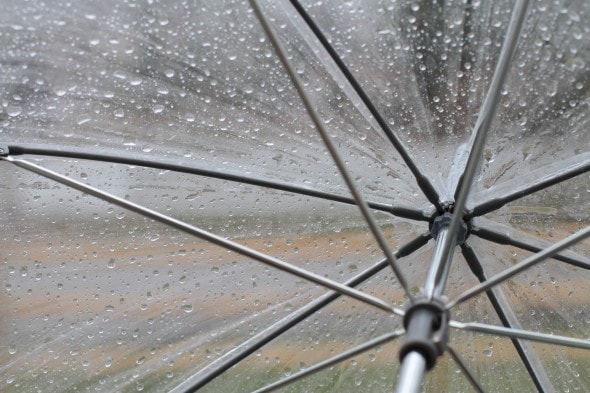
{"left": 2, "top": 143, "right": 428, "bottom": 221}
{"left": 253, "top": 330, "right": 405, "bottom": 393}
{"left": 249, "top": 0, "right": 413, "bottom": 300}
{"left": 450, "top": 321, "right": 590, "bottom": 350}
{"left": 395, "top": 351, "right": 427, "bottom": 393}
{"left": 288, "top": 0, "right": 443, "bottom": 211}
{"left": 472, "top": 225, "right": 590, "bottom": 270}
{"left": 423, "top": 226, "right": 453, "bottom": 297}
{"left": 170, "top": 233, "right": 430, "bottom": 393}
{"left": 447, "top": 346, "right": 485, "bottom": 393}
{"left": 469, "top": 158, "right": 590, "bottom": 218}
{"left": 2, "top": 156, "right": 395, "bottom": 313}
{"left": 428, "top": 0, "right": 530, "bottom": 300}
{"left": 448, "top": 225, "right": 590, "bottom": 309}
{"left": 461, "top": 243, "right": 551, "bottom": 392}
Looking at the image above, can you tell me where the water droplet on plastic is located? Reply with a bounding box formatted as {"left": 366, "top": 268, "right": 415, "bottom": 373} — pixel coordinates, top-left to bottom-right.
{"left": 8, "top": 345, "right": 16, "bottom": 355}
{"left": 164, "top": 69, "right": 175, "bottom": 78}
{"left": 77, "top": 115, "right": 91, "bottom": 125}
{"left": 185, "top": 113, "right": 195, "bottom": 122}
{"left": 7, "top": 106, "right": 22, "bottom": 117}
{"left": 181, "top": 304, "right": 193, "bottom": 313}
{"left": 114, "top": 109, "right": 125, "bottom": 118}
{"left": 152, "top": 104, "right": 164, "bottom": 114}
{"left": 107, "top": 259, "right": 116, "bottom": 269}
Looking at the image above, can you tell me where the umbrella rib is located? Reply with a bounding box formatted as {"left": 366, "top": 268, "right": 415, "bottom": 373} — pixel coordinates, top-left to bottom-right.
{"left": 169, "top": 233, "right": 430, "bottom": 393}
{"left": 250, "top": 0, "right": 413, "bottom": 300}
{"left": 461, "top": 243, "right": 551, "bottom": 392}
{"left": 287, "top": 0, "right": 442, "bottom": 211}
{"left": 1, "top": 156, "right": 395, "bottom": 314}
{"left": 449, "top": 321, "right": 590, "bottom": 350}
{"left": 2, "top": 143, "right": 427, "bottom": 221}
{"left": 252, "top": 330, "right": 406, "bottom": 393}
{"left": 448, "top": 225, "right": 590, "bottom": 309}
{"left": 468, "top": 158, "right": 590, "bottom": 218}
{"left": 472, "top": 225, "right": 590, "bottom": 270}
{"left": 446, "top": 346, "right": 485, "bottom": 393}
{"left": 428, "top": 0, "right": 530, "bottom": 299}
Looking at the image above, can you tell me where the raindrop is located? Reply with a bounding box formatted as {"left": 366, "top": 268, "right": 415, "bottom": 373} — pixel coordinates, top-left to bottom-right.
{"left": 105, "top": 305, "right": 115, "bottom": 312}
{"left": 6, "top": 375, "right": 15, "bottom": 384}
{"left": 152, "top": 104, "right": 164, "bottom": 114}
{"left": 164, "top": 69, "right": 175, "bottom": 78}
{"left": 76, "top": 115, "right": 91, "bottom": 125}
{"left": 185, "top": 113, "right": 196, "bottom": 122}
{"left": 114, "top": 109, "right": 125, "bottom": 118}
{"left": 85, "top": 14, "right": 97, "bottom": 20}
{"left": 6, "top": 105, "right": 22, "bottom": 117}
{"left": 8, "top": 345, "right": 16, "bottom": 355}
{"left": 181, "top": 304, "right": 193, "bottom": 313}
{"left": 107, "top": 259, "right": 116, "bottom": 269}
{"left": 136, "top": 356, "right": 146, "bottom": 365}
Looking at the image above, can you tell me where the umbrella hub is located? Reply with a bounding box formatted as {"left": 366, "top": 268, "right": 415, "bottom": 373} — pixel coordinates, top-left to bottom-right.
{"left": 430, "top": 212, "right": 470, "bottom": 244}
{"left": 399, "top": 296, "right": 450, "bottom": 370}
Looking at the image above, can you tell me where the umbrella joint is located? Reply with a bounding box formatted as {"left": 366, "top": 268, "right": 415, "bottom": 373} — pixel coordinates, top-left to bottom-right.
{"left": 429, "top": 211, "right": 470, "bottom": 244}
{"left": 399, "top": 295, "right": 450, "bottom": 370}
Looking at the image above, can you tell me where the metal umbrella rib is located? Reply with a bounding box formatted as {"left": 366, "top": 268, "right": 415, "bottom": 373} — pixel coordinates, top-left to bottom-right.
{"left": 4, "top": 143, "right": 428, "bottom": 221}
{"left": 449, "top": 225, "right": 590, "bottom": 309}
{"left": 1, "top": 155, "right": 396, "bottom": 314}
{"left": 449, "top": 321, "right": 590, "bottom": 350}
{"left": 170, "top": 233, "right": 430, "bottom": 393}
{"left": 249, "top": 0, "right": 413, "bottom": 300}
{"left": 446, "top": 346, "right": 485, "bottom": 393}
{"left": 287, "top": 0, "right": 443, "bottom": 211}
{"left": 471, "top": 225, "right": 590, "bottom": 270}
{"left": 461, "top": 243, "right": 552, "bottom": 392}
{"left": 468, "top": 157, "right": 590, "bottom": 218}
{"left": 252, "top": 330, "right": 405, "bottom": 393}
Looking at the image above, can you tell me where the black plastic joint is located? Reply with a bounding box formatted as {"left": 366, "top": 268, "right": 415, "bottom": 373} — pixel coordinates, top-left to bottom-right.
{"left": 399, "top": 297, "right": 450, "bottom": 370}
{"left": 0, "top": 144, "right": 8, "bottom": 156}
{"left": 430, "top": 212, "right": 470, "bottom": 244}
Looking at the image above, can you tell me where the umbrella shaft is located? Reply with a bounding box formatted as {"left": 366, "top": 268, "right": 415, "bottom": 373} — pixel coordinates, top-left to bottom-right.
{"left": 395, "top": 352, "right": 427, "bottom": 393}
{"left": 425, "top": 226, "right": 454, "bottom": 297}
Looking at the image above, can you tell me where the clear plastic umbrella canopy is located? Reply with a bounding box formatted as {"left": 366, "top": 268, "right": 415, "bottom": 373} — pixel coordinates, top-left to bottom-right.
{"left": 1, "top": 0, "right": 588, "bottom": 392}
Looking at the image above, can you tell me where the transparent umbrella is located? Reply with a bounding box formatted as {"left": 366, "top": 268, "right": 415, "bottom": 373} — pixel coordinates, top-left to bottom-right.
{"left": 1, "top": 0, "right": 588, "bottom": 392}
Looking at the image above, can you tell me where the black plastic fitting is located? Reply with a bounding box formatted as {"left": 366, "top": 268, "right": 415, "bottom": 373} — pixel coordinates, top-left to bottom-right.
{"left": 399, "top": 297, "right": 450, "bottom": 370}
{"left": 430, "top": 212, "right": 470, "bottom": 244}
